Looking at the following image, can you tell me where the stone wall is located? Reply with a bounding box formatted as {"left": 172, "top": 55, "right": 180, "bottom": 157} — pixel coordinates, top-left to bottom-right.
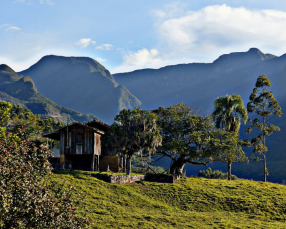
{"left": 92, "top": 173, "right": 180, "bottom": 184}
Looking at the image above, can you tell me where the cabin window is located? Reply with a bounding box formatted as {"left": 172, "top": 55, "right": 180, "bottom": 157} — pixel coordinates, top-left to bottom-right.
{"left": 76, "top": 144, "right": 83, "bottom": 154}
{"left": 76, "top": 133, "right": 83, "bottom": 154}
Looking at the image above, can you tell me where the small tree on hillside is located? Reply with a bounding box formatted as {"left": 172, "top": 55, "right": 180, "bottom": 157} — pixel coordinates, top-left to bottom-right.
{"left": 104, "top": 107, "right": 162, "bottom": 175}
{"left": 215, "top": 130, "right": 249, "bottom": 180}
{"left": 246, "top": 74, "right": 282, "bottom": 182}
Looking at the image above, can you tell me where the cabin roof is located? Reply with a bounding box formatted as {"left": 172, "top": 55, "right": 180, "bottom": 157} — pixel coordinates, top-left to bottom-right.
{"left": 86, "top": 119, "right": 110, "bottom": 132}
{"left": 43, "top": 121, "right": 105, "bottom": 140}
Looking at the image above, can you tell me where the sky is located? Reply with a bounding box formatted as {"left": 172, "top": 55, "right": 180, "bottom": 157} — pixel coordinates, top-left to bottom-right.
{"left": 1, "top": 0, "right": 286, "bottom": 73}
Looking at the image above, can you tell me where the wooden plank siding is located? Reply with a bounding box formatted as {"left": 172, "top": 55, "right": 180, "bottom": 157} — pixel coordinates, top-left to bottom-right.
{"left": 59, "top": 124, "right": 95, "bottom": 155}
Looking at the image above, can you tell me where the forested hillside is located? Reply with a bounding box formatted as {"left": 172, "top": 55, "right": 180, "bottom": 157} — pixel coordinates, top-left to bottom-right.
{"left": 0, "top": 64, "right": 98, "bottom": 123}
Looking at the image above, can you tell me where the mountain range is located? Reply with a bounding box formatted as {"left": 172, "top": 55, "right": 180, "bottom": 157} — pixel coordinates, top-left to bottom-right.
{"left": 1, "top": 47, "right": 285, "bottom": 182}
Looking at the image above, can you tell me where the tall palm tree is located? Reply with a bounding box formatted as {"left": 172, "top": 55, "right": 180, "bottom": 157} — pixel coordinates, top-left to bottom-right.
{"left": 212, "top": 94, "right": 248, "bottom": 132}
{"left": 212, "top": 94, "right": 248, "bottom": 180}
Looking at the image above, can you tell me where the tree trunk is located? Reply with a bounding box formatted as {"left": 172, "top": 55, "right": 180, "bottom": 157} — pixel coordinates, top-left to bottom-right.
{"left": 126, "top": 156, "right": 132, "bottom": 176}
{"left": 170, "top": 157, "right": 186, "bottom": 174}
{"left": 228, "top": 162, "right": 232, "bottom": 181}
{"left": 119, "top": 153, "right": 123, "bottom": 172}
{"left": 263, "top": 115, "right": 267, "bottom": 183}
{"left": 263, "top": 152, "right": 267, "bottom": 182}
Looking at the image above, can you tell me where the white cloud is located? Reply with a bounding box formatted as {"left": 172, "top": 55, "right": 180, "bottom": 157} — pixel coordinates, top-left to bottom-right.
{"left": 75, "top": 38, "right": 95, "bottom": 48}
{"left": 6, "top": 26, "right": 21, "bottom": 31}
{"left": 95, "top": 57, "right": 106, "bottom": 62}
{"left": 155, "top": 4, "right": 286, "bottom": 62}
{"left": 39, "top": 0, "right": 55, "bottom": 5}
{"left": 113, "top": 4, "right": 286, "bottom": 74}
{"left": 112, "top": 48, "right": 167, "bottom": 73}
{"left": 95, "top": 44, "right": 113, "bottom": 50}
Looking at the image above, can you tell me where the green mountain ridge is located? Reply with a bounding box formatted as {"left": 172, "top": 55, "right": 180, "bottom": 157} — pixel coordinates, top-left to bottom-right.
{"left": 0, "top": 64, "right": 99, "bottom": 123}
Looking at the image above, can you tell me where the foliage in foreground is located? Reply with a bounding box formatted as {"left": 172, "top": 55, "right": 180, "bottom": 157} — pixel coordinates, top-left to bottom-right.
{"left": 52, "top": 171, "right": 286, "bottom": 228}
{"left": 0, "top": 129, "right": 89, "bottom": 229}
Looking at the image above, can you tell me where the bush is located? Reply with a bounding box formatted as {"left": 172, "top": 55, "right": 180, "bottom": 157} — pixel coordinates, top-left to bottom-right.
{"left": 0, "top": 128, "right": 90, "bottom": 228}
{"left": 198, "top": 167, "right": 238, "bottom": 180}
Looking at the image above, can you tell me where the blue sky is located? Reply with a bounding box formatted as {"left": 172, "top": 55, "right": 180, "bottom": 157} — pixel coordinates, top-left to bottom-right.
{"left": 1, "top": 0, "right": 286, "bottom": 73}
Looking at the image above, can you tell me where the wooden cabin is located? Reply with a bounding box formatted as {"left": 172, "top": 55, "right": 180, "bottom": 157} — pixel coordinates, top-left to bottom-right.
{"left": 44, "top": 120, "right": 120, "bottom": 172}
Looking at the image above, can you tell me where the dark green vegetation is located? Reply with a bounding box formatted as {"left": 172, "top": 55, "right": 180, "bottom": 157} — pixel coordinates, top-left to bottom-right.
{"left": 19, "top": 55, "right": 141, "bottom": 123}
{"left": 0, "top": 129, "right": 89, "bottom": 228}
{"left": 0, "top": 64, "right": 98, "bottom": 123}
{"left": 8, "top": 103, "right": 65, "bottom": 141}
{"left": 131, "top": 156, "right": 165, "bottom": 174}
{"left": 52, "top": 171, "right": 286, "bottom": 228}
{"left": 198, "top": 168, "right": 238, "bottom": 180}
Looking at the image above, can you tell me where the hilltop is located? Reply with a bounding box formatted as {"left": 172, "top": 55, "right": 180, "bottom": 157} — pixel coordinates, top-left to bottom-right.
{"left": 53, "top": 171, "right": 286, "bottom": 228}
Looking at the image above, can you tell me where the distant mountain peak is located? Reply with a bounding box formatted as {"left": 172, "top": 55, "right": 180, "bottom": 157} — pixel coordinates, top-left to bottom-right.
{"left": 248, "top": 47, "right": 261, "bottom": 53}
{"left": 213, "top": 48, "right": 277, "bottom": 66}
{"left": 0, "top": 64, "right": 15, "bottom": 72}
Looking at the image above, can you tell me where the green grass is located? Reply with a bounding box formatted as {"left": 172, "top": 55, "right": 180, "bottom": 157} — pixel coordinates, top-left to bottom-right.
{"left": 51, "top": 171, "right": 286, "bottom": 228}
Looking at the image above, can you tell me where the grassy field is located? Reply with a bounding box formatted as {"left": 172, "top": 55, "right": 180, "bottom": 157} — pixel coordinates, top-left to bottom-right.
{"left": 52, "top": 171, "right": 286, "bottom": 228}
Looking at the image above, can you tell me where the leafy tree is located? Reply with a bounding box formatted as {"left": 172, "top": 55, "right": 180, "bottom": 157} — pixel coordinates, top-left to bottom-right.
{"left": 246, "top": 74, "right": 282, "bottom": 182}
{"left": 0, "top": 128, "right": 89, "bottom": 228}
{"left": 215, "top": 130, "right": 249, "bottom": 180}
{"left": 212, "top": 94, "right": 248, "bottom": 180}
{"left": 104, "top": 107, "right": 162, "bottom": 175}
{"left": 153, "top": 104, "right": 224, "bottom": 174}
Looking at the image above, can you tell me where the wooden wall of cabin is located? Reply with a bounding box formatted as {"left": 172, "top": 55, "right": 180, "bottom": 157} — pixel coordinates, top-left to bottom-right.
{"left": 59, "top": 125, "right": 95, "bottom": 155}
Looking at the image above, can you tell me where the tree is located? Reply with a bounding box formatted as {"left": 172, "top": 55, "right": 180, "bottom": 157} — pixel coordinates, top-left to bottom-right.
{"left": 246, "top": 74, "right": 282, "bottom": 182}
{"left": 215, "top": 130, "right": 249, "bottom": 180}
{"left": 104, "top": 107, "right": 162, "bottom": 175}
{"left": 212, "top": 94, "right": 248, "bottom": 180}
{"left": 0, "top": 128, "right": 90, "bottom": 228}
{"left": 153, "top": 104, "right": 222, "bottom": 174}
{"left": 212, "top": 94, "right": 248, "bottom": 132}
